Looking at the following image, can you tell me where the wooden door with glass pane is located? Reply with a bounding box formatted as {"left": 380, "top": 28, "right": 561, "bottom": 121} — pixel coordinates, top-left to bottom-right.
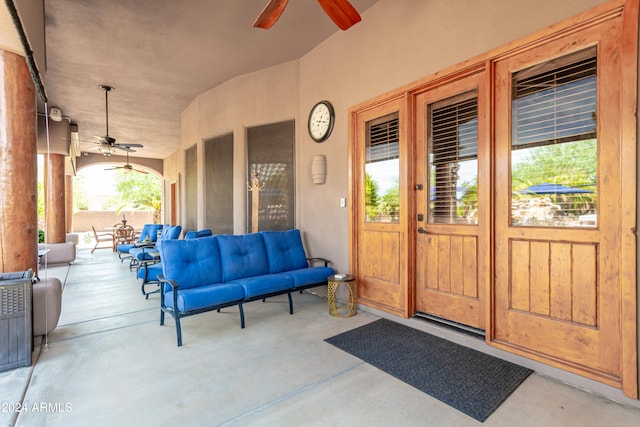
{"left": 415, "top": 71, "right": 489, "bottom": 330}
{"left": 351, "top": 97, "right": 409, "bottom": 316}
{"left": 493, "top": 21, "right": 624, "bottom": 385}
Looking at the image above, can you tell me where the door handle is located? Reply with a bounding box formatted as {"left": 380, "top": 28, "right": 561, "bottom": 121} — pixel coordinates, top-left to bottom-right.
{"left": 417, "top": 227, "right": 428, "bottom": 234}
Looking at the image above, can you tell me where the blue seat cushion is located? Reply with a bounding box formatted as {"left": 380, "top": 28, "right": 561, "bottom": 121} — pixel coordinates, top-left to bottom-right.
{"left": 228, "top": 274, "right": 294, "bottom": 299}
{"left": 118, "top": 224, "right": 164, "bottom": 255}
{"left": 260, "top": 230, "right": 309, "bottom": 274}
{"left": 117, "top": 243, "right": 136, "bottom": 253}
{"left": 285, "top": 267, "right": 334, "bottom": 288}
{"left": 164, "top": 283, "right": 245, "bottom": 312}
{"left": 217, "top": 233, "right": 269, "bottom": 282}
{"left": 130, "top": 247, "right": 160, "bottom": 261}
{"left": 159, "top": 236, "right": 223, "bottom": 290}
{"left": 138, "top": 262, "right": 162, "bottom": 282}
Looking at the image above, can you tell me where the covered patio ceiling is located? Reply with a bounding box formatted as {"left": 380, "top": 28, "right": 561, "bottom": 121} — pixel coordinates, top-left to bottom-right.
{"left": 26, "top": 0, "right": 379, "bottom": 161}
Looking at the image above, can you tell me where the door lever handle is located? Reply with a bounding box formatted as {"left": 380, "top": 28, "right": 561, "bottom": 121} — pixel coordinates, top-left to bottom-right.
{"left": 417, "top": 227, "right": 428, "bottom": 234}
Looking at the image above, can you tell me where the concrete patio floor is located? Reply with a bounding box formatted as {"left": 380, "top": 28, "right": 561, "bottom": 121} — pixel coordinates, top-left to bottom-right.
{"left": 2, "top": 248, "right": 640, "bottom": 426}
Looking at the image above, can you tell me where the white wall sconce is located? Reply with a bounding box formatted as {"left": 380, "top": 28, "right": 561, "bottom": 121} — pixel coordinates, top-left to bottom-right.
{"left": 311, "top": 154, "right": 327, "bottom": 184}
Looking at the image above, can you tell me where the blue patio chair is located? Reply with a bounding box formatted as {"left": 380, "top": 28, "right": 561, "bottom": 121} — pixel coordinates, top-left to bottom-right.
{"left": 117, "top": 223, "right": 163, "bottom": 263}
{"left": 137, "top": 227, "right": 210, "bottom": 298}
{"left": 129, "top": 224, "right": 181, "bottom": 269}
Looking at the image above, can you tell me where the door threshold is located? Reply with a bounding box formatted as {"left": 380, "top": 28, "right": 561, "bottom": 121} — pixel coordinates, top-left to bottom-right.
{"left": 413, "top": 312, "right": 485, "bottom": 339}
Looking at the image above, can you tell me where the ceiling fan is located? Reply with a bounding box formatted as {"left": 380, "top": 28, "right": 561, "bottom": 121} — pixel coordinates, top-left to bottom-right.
{"left": 104, "top": 151, "right": 148, "bottom": 174}
{"left": 94, "top": 85, "right": 143, "bottom": 156}
{"left": 253, "top": 0, "right": 361, "bottom": 31}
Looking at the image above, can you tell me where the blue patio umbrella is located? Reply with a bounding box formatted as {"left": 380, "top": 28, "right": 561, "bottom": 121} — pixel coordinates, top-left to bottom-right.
{"left": 519, "top": 182, "right": 594, "bottom": 195}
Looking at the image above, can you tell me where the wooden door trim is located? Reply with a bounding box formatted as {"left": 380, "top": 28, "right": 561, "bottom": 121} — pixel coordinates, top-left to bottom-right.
{"left": 619, "top": 0, "right": 639, "bottom": 399}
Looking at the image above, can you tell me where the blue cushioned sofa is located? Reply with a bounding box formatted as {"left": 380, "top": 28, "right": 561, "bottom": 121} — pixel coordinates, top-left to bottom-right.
{"left": 158, "top": 229, "right": 333, "bottom": 346}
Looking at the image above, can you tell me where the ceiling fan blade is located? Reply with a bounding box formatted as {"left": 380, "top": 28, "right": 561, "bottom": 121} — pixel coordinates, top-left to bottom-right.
{"left": 253, "top": 0, "right": 289, "bottom": 29}
{"left": 104, "top": 166, "right": 123, "bottom": 171}
{"left": 118, "top": 143, "right": 144, "bottom": 148}
{"left": 133, "top": 168, "right": 149, "bottom": 175}
{"left": 317, "top": 0, "right": 361, "bottom": 30}
{"left": 114, "top": 145, "right": 136, "bottom": 153}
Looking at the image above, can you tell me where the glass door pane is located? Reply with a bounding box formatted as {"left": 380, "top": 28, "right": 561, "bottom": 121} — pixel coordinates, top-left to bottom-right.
{"left": 427, "top": 92, "right": 478, "bottom": 224}
{"left": 365, "top": 112, "right": 400, "bottom": 223}
{"left": 510, "top": 48, "right": 598, "bottom": 228}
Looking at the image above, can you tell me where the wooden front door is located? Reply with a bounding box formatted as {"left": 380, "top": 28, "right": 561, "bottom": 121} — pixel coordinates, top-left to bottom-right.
{"left": 414, "top": 70, "right": 489, "bottom": 330}
{"left": 492, "top": 19, "right": 626, "bottom": 386}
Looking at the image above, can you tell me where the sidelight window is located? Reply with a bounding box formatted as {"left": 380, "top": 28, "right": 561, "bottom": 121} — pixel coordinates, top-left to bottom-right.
{"left": 365, "top": 112, "right": 400, "bottom": 223}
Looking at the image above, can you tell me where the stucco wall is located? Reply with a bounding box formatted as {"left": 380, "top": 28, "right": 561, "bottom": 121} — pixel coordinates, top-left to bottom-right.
{"left": 173, "top": 0, "right": 608, "bottom": 273}
{"left": 71, "top": 210, "right": 154, "bottom": 234}
{"left": 166, "top": 61, "right": 300, "bottom": 235}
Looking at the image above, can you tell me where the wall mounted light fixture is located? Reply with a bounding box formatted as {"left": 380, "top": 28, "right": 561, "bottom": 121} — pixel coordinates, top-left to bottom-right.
{"left": 311, "top": 155, "right": 327, "bottom": 184}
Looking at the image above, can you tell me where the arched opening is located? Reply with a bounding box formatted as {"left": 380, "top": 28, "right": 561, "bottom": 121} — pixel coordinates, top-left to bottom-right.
{"left": 37, "top": 157, "right": 163, "bottom": 249}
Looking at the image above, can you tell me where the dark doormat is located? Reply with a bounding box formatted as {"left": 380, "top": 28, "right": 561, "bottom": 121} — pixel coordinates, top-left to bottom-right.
{"left": 325, "top": 318, "right": 533, "bottom": 422}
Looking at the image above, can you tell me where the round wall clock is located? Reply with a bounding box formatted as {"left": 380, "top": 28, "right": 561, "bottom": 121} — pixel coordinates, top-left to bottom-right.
{"left": 308, "top": 100, "right": 335, "bottom": 143}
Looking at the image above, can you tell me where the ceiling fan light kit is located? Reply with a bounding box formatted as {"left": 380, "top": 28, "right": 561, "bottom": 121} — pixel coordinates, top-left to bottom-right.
{"left": 104, "top": 150, "right": 148, "bottom": 175}
{"left": 99, "top": 145, "right": 115, "bottom": 156}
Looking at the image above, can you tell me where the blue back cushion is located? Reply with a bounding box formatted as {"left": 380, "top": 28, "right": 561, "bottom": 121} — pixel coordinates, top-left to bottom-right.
{"left": 155, "top": 225, "right": 182, "bottom": 253}
{"left": 159, "top": 225, "right": 182, "bottom": 241}
{"left": 196, "top": 229, "right": 213, "bottom": 238}
{"left": 261, "top": 230, "right": 309, "bottom": 273}
{"left": 217, "top": 233, "right": 269, "bottom": 282}
{"left": 185, "top": 229, "right": 213, "bottom": 239}
{"left": 138, "top": 223, "right": 163, "bottom": 243}
{"left": 159, "top": 236, "right": 222, "bottom": 290}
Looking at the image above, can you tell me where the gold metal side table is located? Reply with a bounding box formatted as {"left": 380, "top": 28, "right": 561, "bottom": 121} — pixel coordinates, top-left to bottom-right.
{"left": 327, "top": 274, "right": 357, "bottom": 318}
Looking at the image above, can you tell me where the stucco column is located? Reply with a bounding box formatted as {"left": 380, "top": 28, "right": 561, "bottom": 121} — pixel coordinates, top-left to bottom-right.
{"left": 44, "top": 153, "right": 66, "bottom": 243}
{"left": 0, "top": 49, "right": 37, "bottom": 273}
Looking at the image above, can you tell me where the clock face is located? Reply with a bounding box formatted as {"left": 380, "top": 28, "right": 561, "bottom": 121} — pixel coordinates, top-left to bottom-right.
{"left": 308, "top": 101, "right": 334, "bottom": 142}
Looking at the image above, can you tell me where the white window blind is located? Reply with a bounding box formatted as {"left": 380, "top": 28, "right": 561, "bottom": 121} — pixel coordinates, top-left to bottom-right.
{"left": 366, "top": 113, "right": 399, "bottom": 163}
{"left": 512, "top": 47, "right": 597, "bottom": 148}
{"left": 429, "top": 92, "right": 478, "bottom": 224}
